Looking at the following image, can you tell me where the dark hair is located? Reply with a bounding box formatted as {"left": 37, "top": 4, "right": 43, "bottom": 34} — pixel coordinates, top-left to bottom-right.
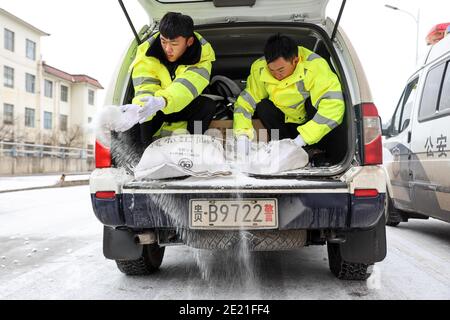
{"left": 264, "top": 34, "right": 298, "bottom": 63}
{"left": 159, "top": 12, "right": 194, "bottom": 39}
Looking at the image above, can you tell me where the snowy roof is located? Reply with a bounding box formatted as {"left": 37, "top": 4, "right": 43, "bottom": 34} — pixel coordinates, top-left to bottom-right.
{"left": 43, "top": 63, "right": 104, "bottom": 89}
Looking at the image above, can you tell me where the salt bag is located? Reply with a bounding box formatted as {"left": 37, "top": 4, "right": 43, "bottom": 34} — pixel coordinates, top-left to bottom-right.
{"left": 134, "top": 134, "right": 232, "bottom": 180}
{"left": 244, "top": 139, "right": 309, "bottom": 175}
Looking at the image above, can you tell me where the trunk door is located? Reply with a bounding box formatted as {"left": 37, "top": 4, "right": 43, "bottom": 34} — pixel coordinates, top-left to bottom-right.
{"left": 138, "top": 0, "right": 329, "bottom": 24}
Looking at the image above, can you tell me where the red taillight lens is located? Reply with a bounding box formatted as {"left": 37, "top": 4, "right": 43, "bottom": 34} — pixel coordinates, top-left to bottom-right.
{"left": 362, "top": 103, "right": 383, "bottom": 165}
{"left": 354, "top": 189, "right": 379, "bottom": 198}
{"left": 95, "top": 191, "right": 116, "bottom": 199}
{"left": 95, "top": 140, "right": 111, "bottom": 168}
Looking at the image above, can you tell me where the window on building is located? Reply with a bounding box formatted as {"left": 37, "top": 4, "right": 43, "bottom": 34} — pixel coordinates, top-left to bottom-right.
{"left": 26, "top": 39, "right": 36, "bottom": 60}
{"left": 61, "top": 85, "right": 69, "bottom": 102}
{"left": 25, "top": 73, "right": 35, "bottom": 93}
{"left": 60, "top": 114, "right": 68, "bottom": 131}
{"left": 44, "top": 80, "right": 53, "bottom": 98}
{"left": 88, "top": 89, "right": 95, "bottom": 105}
{"left": 438, "top": 61, "right": 450, "bottom": 112}
{"left": 3, "top": 104, "right": 14, "bottom": 125}
{"left": 44, "top": 111, "right": 52, "bottom": 130}
{"left": 419, "top": 63, "right": 446, "bottom": 121}
{"left": 4, "top": 28, "right": 14, "bottom": 51}
{"left": 3, "top": 66, "right": 14, "bottom": 88}
{"left": 25, "top": 108, "right": 35, "bottom": 128}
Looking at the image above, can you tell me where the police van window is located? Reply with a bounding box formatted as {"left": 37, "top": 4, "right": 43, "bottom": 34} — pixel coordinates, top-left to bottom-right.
{"left": 399, "top": 78, "right": 419, "bottom": 132}
{"left": 390, "top": 97, "right": 402, "bottom": 135}
{"left": 438, "top": 61, "right": 450, "bottom": 112}
{"left": 419, "top": 63, "right": 446, "bottom": 120}
{"left": 391, "top": 78, "right": 418, "bottom": 135}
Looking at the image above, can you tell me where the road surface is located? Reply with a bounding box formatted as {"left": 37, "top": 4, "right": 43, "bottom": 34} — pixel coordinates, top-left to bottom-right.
{"left": 0, "top": 186, "right": 449, "bottom": 299}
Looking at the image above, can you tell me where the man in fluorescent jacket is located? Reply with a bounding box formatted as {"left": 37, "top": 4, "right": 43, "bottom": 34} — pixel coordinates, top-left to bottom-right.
{"left": 233, "top": 34, "right": 345, "bottom": 155}
{"left": 130, "top": 12, "right": 216, "bottom": 147}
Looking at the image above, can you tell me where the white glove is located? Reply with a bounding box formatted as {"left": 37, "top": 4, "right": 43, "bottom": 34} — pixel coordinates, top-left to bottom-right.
{"left": 114, "top": 104, "right": 142, "bottom": 132}
{"left": 236, "top": 135, "right": 251, "bottom": 157}
{"left": 293, "top": 134, "right": 306, "bottom": 147}
{"left": 138, "top": 96, "right": 166, "bottom": 124}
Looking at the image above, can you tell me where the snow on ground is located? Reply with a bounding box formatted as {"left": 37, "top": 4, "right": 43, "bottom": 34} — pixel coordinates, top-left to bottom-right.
{"left": 0, "top": 174, "right": 90, "bottom": 192}
{"left": 0, "top": 186, "right": 449, "bottom": 299}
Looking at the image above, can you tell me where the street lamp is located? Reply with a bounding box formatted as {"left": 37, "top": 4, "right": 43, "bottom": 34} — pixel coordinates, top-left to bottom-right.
{"left": 385, "top": 4, "right": 420, "bottom": 64}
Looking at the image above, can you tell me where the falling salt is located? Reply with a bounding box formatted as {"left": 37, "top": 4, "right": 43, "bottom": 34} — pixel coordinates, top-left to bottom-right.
{"left": 1, "top": 256, "right": 5, "bottom": 260}
{"left": 27, "top": 254, "right": 32, "bottom": 258}
{"left": 24, "top": 241, "right": 29, "bottom": 245}
{"left": 66, "top": 249, "right": 73, "bottom": 254}
{"left": 44, "top": 248, "right": 49, "bottom": 251}
{"left": 0, "top": 265, "right": 5, "bottom": 268}
{"left": 13, "top": 260, "right": 19, "bottom": 264}
{"left": 31, "top": 248, "right": 38, "bottom": 253}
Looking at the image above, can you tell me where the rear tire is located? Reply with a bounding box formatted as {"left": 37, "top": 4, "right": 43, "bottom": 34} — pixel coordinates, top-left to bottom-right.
{"left": 327, "top": 243, "right": 373, "bottom": 280}
{"left": 116, "top": 244, "right": 165, "bottom": 276}
{"left": 386, "top": 191, "right": 401, "bottom": 227}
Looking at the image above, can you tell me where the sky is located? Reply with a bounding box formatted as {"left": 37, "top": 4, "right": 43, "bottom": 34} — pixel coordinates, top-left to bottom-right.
{"left": 1, "top": 0, "right": 449, "bottom": 122}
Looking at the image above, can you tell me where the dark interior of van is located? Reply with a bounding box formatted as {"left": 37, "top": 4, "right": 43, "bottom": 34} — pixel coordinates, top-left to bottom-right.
{"left": 114, "top": 23, "right": 350, "bottom": 173}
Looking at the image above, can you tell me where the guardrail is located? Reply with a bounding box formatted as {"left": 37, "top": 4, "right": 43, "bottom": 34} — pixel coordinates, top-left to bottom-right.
{"left": 0, "top": 141, "right": 94, "bottom": 159}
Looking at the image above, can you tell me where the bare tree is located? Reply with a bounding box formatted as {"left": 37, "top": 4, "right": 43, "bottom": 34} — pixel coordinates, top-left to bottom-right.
{"left": 62, "top": 125, "right": 84, "bottom": 148}
{"left": 0, "top": 116, "right": 26, "bottom": 142}
{"left": 0, "top": 123, "right": 14, "bottom": 141}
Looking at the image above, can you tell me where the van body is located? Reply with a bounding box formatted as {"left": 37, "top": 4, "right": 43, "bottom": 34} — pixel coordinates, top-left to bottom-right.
{"left": 383, "top": 34, "right": 450, "bottom": 226}
{"left": 90, "top": 0, "right": 387, "bottom": 280}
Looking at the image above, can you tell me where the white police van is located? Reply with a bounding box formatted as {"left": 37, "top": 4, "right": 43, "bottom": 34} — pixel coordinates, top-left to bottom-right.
{"left": 383, "top": 23, "right": 450, "bottom": 226}
{"left": 90, "top": 0, "right": 387, "bottom": 280}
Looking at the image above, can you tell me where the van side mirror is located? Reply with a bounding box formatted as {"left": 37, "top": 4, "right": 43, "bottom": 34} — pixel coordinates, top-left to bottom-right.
{"left": 401, "top": 119, "right": 410, "bottom": 132}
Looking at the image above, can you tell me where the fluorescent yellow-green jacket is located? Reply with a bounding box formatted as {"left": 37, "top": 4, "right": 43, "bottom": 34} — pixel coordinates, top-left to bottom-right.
{"left": 129, "top": 32, "right": 215, "bottom": 124}
{"left": 233, "top": 46, "right": 345, "bottom": 145}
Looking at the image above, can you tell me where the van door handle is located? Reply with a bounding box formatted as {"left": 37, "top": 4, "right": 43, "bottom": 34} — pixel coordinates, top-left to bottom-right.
{"left": 407, "top": 131, "right": 412, "bottom": 143}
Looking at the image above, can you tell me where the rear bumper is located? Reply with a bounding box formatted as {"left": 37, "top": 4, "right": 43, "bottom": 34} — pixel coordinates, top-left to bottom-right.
{"left": 91, "top": 191, "right": 385, "bottom": 230}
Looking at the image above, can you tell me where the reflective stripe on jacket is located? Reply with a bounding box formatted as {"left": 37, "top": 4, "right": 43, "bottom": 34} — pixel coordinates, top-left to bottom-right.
{"left": 233, "top": 46, "right": 345, "bottom": 145}
{"left": 129, "top": 32, "right": 215, "bottom": 121}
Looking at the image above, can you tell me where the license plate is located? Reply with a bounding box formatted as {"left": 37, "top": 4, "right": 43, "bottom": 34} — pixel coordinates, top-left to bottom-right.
{"left": 189, "top": 199, "right": 278, "bottom": 230}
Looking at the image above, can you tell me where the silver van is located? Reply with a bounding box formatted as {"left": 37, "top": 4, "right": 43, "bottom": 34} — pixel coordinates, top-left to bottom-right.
{"left": 383, "top": 29, "right": 450, "bottom": 226}
{"left": 90, "top": 0, "right": 387, "bottom": 280}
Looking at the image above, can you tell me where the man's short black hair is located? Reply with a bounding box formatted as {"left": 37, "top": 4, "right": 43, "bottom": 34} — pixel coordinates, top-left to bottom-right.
{"left": 159, "top": 12, "right": 194, "bottom": 39}
{"left": 264, "top": 34, "right": 298, "bottom": 63}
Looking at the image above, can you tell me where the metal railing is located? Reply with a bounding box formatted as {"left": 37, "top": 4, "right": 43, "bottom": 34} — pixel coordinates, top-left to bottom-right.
{"left": 0, "top": 141, "right": 94, "bottom": 159}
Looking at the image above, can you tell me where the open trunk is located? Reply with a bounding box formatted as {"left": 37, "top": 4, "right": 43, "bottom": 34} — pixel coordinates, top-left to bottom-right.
{"left": 115, "top": 22, "right": 354, "bottom": 181}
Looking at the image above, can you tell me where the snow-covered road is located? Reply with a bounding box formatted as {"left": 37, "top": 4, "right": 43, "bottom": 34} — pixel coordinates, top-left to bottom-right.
{"left": 0, "top": 186, "right": 449, "bottom": 299}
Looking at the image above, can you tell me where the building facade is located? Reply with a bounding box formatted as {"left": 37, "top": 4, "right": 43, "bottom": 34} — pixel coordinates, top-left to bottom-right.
{"left": 0, "top": 8, "right": 103, "bottom": 152}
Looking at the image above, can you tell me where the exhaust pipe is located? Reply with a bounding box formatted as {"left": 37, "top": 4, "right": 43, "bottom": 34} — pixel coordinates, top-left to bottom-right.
{"left": 134, "top": 232, "right": 157, "bottom": 245}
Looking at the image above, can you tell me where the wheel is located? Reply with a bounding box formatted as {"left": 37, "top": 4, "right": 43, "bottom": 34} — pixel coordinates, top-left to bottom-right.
{"left": 327, "top": 243, "right": 373, "bottom": 280}
{"left": 385, "top": 190, "right": 401, "bottom": 227}
{"left": 115, "top": 244, "right": 165, "bottom": 276}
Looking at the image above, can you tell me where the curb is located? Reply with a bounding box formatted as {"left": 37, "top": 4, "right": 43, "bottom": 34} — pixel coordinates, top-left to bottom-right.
{"left": 0, "top": 179, "right": 89, "bottom": 194}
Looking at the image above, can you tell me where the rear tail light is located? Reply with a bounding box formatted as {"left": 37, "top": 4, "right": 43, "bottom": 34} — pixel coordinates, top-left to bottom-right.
{"left": 362, "top": 103, "right": 383, "bottom": 165}
{"left": 95, "top": 191, "right": 116, "bottom": 199}
{"left": 95, "top": 140, "right": 111, "bottom": 168}
{"left": 354, "top": 189, "right": 379, "bottom": 198}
